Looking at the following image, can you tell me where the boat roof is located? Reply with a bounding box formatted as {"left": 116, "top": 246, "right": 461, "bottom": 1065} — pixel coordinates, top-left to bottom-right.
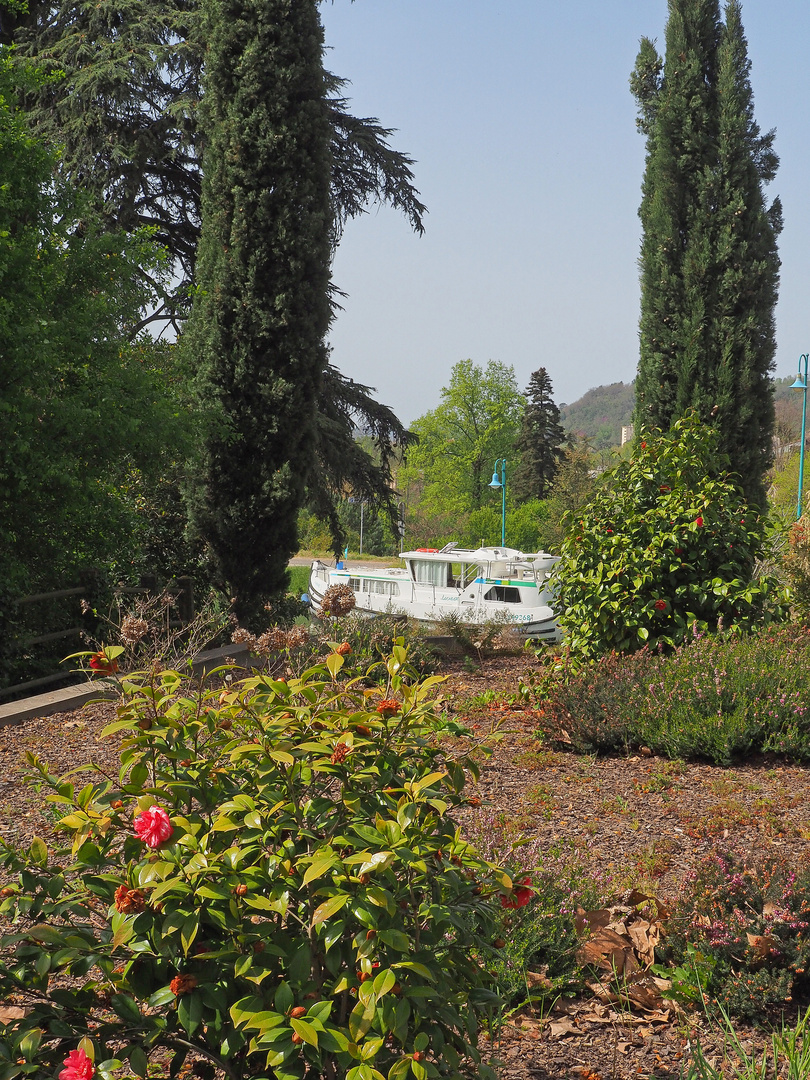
{"left": 399, "top": 544, "right": 556, "bottom": 564}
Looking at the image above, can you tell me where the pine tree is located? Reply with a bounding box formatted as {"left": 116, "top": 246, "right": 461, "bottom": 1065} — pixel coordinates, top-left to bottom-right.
{"left": 186, "top": 0, "right": 333, "bottom": 625}
{"left": 631, "top": 0, "right": 780, "bottom": 507}
{"left": 511, "top": 368, "right": 566, "bottom": 502}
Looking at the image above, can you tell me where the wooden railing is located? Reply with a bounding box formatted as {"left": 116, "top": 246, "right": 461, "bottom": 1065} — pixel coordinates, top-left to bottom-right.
{"left": 0, "top": 574, "right": 195, "bottom": 700}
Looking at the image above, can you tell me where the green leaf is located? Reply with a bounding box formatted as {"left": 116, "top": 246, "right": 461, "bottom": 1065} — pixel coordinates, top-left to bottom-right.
{"left": 348, "top": 998, "right": 376, "bottom": 1042}
{"left": 28, "top": 837, "right": 47, "bottom": 867}
{"left": 290, "top": 1017, "right": 319, "bottom": 1048}
{"left": 312, "top": 892, "right": 350, "bottom": 926}
{"left": 303, "top": 852, "right": 337, "bottom": 886}
{"left": 128, "top": 1045, "right": 148, "bottom": 1078}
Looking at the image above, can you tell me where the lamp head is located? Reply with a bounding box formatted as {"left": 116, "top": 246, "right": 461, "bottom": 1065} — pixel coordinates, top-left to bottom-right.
{"left": 792, "top": 376, "right": 807, "bottom": 392}
{"left": 489, "top": 472, "right": 502, "bottom": 489}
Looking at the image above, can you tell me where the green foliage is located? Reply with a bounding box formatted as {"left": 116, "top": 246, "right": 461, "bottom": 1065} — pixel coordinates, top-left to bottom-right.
{"left": 186, "top": 0, "right": 333, "bottom": 624}
{"left": 662, "top": 848, "right": 810, "bottom": 1022}
{"left": 554, "top": 414, "right": 783, "bottom": 659}
{"left": 632, "top": 0, "right": 781, "bottom": 508}
{"left": 402, "top": 360, "right": 524, "bottom": 520}
{"left": 0, "top": 52, "right": 177, "bottom": 600}
{"left": 538, "top": 624, "right": 810, "bottom": 764}
{"left": 0, "top": 647, "right": 514, "bottom": 1080}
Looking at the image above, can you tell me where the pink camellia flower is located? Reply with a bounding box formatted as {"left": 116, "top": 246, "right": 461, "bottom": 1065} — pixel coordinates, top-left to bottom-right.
{"left": 695, "top": 516, "right": 704, "bottom": 527}
{"left": 500, "top": 876, "right": 534, "bottom": 910}
{"left": 133, "top": 805, "right": 173, "bottom": 849}
{"left": 59, "top": 1048, "right": 94, "bottom": 1080}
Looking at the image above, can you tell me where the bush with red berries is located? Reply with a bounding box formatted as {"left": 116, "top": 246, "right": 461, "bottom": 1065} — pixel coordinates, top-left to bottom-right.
{"left": 0, "top": 643, "right": 519, "bottom": 1080}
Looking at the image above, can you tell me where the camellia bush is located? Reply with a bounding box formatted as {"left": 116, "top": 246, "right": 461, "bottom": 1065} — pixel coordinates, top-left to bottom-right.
{"left": 553, "top": 413, "right": 786, "bottom": 659}
{"left": 0, "top": 645, "right": 522, "bottom": 1080}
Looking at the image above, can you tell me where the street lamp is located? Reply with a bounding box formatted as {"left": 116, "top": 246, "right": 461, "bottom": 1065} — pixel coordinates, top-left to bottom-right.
{"left": 488, "top": 459, "right": 507, "bottom": 546}
{"left": 791, "top": 353, "right": 809, "bottom": 520}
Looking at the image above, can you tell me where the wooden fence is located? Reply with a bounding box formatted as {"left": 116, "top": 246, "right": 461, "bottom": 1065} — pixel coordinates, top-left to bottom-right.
{"left": 0, "top": 574, "right": 195, "bottom": 700}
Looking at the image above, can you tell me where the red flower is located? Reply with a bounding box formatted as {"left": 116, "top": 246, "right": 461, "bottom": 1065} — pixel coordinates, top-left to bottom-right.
{"left": 133, "top": 805, "right": 173, "bottom": 849}
{"left": 89, "top": 652, "right": 118, "bottom": 676}
{"left": 605, "top": 528, "right": 613, "bottom": 535}
{"left": 659, "top": 485, "right": 670, "bottom": 493}
{"left": 59, "top": 1049, "right": 94, "bottom": 1080}
{"left": 654, "top": 599, "right": 667, "bottom": 611}
{"left": 695, "top": 516, "right": 704, "bottom": 527}
{"left": 377, "top": 699, "right": 401, "bottom": 718}
{"left": 641, "top": 441, "right": 647, "bottom": 449}
{"left": 114, "top": 884, "right": 147, "bottom": 913}
{"left": 500, "top": 876, "right": 534, "bottom": 909}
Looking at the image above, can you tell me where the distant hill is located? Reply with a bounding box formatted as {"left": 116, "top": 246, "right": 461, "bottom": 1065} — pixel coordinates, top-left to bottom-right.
{"left": 559, "top": 381, "right": 635, "bottom": 449}
{"left": 559, "top": 376, "right": 803, "bottom": 449}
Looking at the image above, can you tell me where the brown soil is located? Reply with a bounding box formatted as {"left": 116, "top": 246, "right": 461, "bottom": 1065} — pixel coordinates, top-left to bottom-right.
{"left": 2, "top": 653, "right": 809, "bottom": 1077}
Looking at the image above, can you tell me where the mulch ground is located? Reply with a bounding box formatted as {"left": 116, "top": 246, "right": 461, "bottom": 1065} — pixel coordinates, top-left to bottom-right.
{"left": 2, "top": 652, "right": 810, "bottom": 1078}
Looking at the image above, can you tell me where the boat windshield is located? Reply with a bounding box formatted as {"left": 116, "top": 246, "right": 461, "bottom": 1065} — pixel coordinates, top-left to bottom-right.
{"left": 410, "top": 559, "right": 452, "bottom": 587}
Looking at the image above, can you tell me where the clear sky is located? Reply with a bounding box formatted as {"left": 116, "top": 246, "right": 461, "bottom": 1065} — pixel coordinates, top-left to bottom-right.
{"left": 318, "top": 0, "right": 810, "bottom": 425}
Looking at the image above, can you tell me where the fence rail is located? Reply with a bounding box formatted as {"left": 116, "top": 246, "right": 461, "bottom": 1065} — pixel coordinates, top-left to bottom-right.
{"left": 1, "top": 573, "right": 195, "bottom": 702}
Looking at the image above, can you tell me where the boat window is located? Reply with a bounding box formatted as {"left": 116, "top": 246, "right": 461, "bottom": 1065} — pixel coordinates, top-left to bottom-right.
{"left": 362, "top": 579, "right": 400, "bottom": 596}
{"left": 451, "top": 563, "right": 480, "bottom": 589}
{"left": 411, "top": 560, "right": 451, "bottom": 587}
{"left": 484, "top": 585, "right": 522, "bottom": 603}
{"left": 348, "top": 577, "right": 361, "bottom": 591}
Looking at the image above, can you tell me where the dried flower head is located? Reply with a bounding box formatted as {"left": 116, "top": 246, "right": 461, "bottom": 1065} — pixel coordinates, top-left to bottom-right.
{"left": 336, "top": 642, "right": 352, "bottom": 656}
{"left": 231, "top": 627, "right": 258, "bottom": 650}
{"left": 120, "top": 615, "right": 149, "bottom": 645}
{"left": 331, "top": 741, "right": 349, "bottom": 764}
{"left": 319, "top": 584, "right": 356, "bottom": 618}
{"left": 286, "top": 624, "right": 309, "bottom": 649}
{"left": 377, "top": 699, "right": 401, "bottom": 718}
{"left": 170, "top": 973, "right": 197, "bottom": 996}
{"left": 114, "top": 884, "right": 147, "bottom": 913}
{"left": 80, "top": 599, "right": 92, "bottom": 615}
{"left": 257, "top": 627, "right": 289, "bottom": 654}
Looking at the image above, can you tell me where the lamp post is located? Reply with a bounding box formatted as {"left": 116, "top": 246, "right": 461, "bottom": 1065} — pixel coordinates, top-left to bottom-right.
{"left": 488, "top": 459, "right": 507, "bottom": 546}
{"left": 791, "top": 353, "right": 809, "bottom": 520}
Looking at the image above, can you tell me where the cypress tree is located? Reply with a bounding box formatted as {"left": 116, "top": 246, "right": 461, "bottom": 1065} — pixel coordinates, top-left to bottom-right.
{"left": 186, "top": 0, "right": 333, "bottom": 625}
{"left": 631, "top": 0, "right": 780, "bottom": 507}
{"left": 511, "top": 368, "right": 566, "bottom": 502}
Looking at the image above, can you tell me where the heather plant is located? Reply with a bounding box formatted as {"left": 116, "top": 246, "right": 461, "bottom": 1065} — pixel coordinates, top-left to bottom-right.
{"left": 782, "top": 514, "right": 810, "bottom": 620}
{"left": 553, "top": 414, "right": 785, "bottom": 660}
{"left": 538, "top": 625, "right": 810, "bottom": 764}
{"left": 661, "top": 847, "right": 810, "bottom": 1022}
{"left": 0, "top": 645, "right": 520, "bottom": 1080}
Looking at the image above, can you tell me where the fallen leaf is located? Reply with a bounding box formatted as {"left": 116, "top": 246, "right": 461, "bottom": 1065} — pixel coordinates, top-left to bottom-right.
{"left": 548, "top": 1018, "right": 582, "bottom": 1038}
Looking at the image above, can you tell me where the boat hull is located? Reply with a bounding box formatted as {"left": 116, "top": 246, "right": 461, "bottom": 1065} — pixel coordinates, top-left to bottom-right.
{"left": 308, "top": 555, "right": 561, "bottom": 642}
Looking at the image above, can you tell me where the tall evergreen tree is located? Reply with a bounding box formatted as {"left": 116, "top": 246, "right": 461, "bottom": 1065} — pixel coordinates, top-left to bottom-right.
{"left": 186, "top": 0, "right": 333, "bottom": 625}
{"left": 511, "top": 368, "right": 566, "bottom": 502}
{"left": 2, "top": 0, "right": 424, "bottom": 549}
{"left": 631, "top": 0, "right": 781, "bottom": 507}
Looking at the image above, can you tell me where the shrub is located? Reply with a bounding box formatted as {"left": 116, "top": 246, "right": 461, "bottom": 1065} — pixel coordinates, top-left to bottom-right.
{"left": 783, "top": 514, "right": 810, "bottom": 620}
{"left": 0, "top": 646, "right": 515, "bottom": 1080}
{"left": 661, "top": 847, "right": 810, "bottom": 1021}
{"left": 553, "top": 413, "right": 786, "bottom": 660}
{"left": 538, "top": 625, "right": 810, "bottom": 764}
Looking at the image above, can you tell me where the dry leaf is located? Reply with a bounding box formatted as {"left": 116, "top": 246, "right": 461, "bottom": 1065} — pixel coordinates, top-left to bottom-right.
{"left": 747, "top": 932, "right": 778, "bottom": 960}
{"left": 526, "top": 970, "right": 554, "bottom": 991}
{"left": 548, "top": 1017, "right": 582, "bottom": 1038}
{"left": 577, "top": 927, "right": 641, "bottom": 976}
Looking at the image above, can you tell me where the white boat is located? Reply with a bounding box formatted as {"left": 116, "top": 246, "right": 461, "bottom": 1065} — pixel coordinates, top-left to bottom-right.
{"left": 308, "top": 542, "right": 561, "bottom": 642}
